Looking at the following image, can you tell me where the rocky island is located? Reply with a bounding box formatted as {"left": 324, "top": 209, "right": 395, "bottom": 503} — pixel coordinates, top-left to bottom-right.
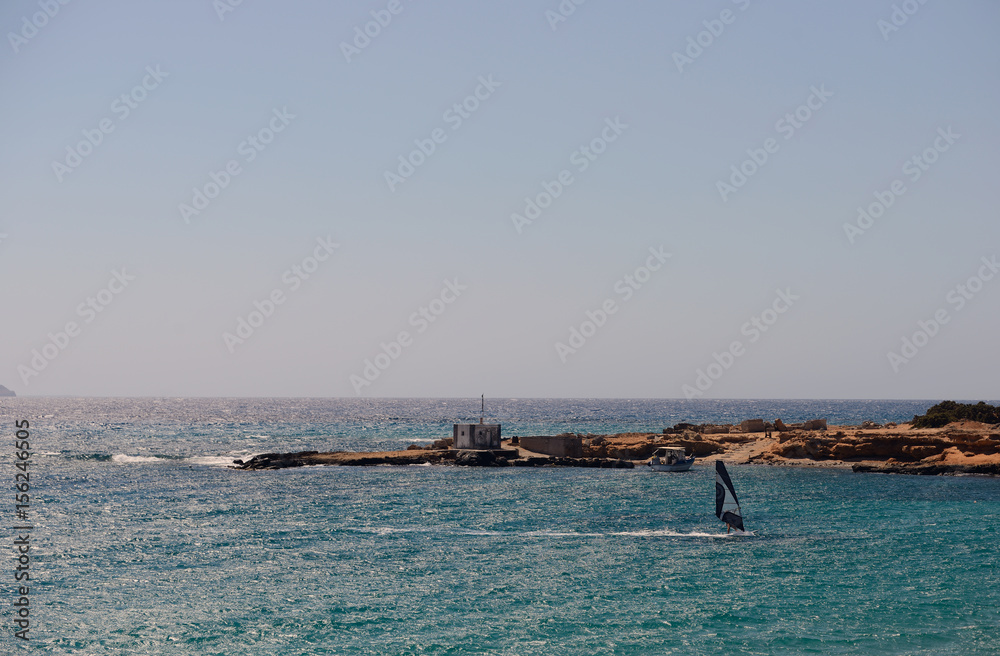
{"left": 0, "top": 385, "right": 15, "bottom": 397}
{"left": 232, "top": 401, "right": 1000, "bottom": 476}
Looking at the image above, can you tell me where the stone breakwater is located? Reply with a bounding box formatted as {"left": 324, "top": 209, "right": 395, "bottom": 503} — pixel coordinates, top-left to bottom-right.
{"left": 231, "top": 449, "right": 634, "bottom": 471}
{"left": 233, "top": 450, "right": 456, "bottom": 470}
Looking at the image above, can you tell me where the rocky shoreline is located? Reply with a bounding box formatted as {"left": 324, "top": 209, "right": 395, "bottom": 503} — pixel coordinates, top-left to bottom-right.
{"left": 231, "top": 419, "right": 1000, "bottom": 476}
{"left": 232, "top": 449, "right": 634, "bottom": 471}
{"left": 851, "top": 462, "right": 1000, "bottom": 476}
{"left": 748, "top": 420, "right": 1000, "bottom": 476}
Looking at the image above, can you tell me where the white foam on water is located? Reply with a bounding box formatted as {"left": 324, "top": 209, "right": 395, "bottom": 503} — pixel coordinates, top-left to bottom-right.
{"left": 344, "top": 526, "right": 748, "bottom": 539}
{"left": 347, "top": 526, "right": 431, "bottom": 536}
{"left": 520, "top": 530, "right": 605, "bottom": 537}
{"left": 613, "top": 529, "right": 739, "bottom": 538}
{"left": 338, "top": 517, "right": 762, "bottom": 542}
{"left": 187, "top": 455, "right": 251, "bottom": 467}
{"left": 110, "top": 453, "right": 262, "bottom": 467}
{"left": 111, "top": 454, "right": 166, "bottom": 464}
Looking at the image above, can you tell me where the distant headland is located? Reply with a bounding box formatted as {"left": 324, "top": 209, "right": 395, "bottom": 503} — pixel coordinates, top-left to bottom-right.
{"left": 0, "top": 385, "right": 15, "bottom": 397}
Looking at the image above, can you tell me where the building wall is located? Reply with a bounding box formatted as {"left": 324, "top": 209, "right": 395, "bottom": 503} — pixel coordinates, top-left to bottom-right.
{"left": 453, "top": 424, "right": 501, "bottom": 450}
{"left": 519, "top": 435, "right": 583, "bottom": 458}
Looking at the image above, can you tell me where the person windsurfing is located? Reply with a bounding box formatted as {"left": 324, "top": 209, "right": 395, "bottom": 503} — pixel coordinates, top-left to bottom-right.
{"left": 715, "top": 461, "right": 745, "bottom": 533}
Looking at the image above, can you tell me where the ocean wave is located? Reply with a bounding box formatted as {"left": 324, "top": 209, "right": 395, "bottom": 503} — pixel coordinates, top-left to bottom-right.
{"left": 106, "top": 453, "right": 258, "bottom": 467}
{"left": 111, "top": 454, "right": 169, "bottom": 464}
{"left": 189, "top": 453, "right": 261, "bottom": 467}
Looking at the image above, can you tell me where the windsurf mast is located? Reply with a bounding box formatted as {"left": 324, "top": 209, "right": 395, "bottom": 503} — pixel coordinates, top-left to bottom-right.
{"left": 715, "top": 461, "right": 745, "bottom": 532}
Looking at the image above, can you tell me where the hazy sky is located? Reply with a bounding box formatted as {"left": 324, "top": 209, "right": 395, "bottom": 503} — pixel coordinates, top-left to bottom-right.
{"left": 2, "top": 0, "right": 998, "bottom": 398}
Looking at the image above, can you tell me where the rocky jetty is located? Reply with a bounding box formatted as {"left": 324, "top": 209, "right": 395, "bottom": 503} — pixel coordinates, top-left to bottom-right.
{"left": 233, "top": 450, "right": 457, "bottom": 470}
{"left": 511, "top": 456, "right": 633, "bottom": 469}
{"left": 231, "top": 447, "right": 633, "bottom": 471}
{"left": 452, "top": 449, "right": 632, "bottom": 468}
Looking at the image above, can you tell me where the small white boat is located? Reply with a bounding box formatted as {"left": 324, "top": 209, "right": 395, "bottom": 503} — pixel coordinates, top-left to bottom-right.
{"left": 648, "top": 446, "right": 695, "bottom": 472}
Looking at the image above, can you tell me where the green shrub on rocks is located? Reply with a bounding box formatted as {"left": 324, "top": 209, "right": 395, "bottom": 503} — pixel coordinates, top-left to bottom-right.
{"left": 911, "top": 401, "right": 1000, "bottom": 429}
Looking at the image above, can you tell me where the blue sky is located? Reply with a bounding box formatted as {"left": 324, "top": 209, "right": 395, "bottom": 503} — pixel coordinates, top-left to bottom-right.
{"left": 2, "top": 0, "right": 998, "bottom": 398}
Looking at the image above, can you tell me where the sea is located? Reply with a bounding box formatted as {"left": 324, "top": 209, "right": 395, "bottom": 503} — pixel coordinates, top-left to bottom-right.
{"left": 2, "top": 397, "right": 998, "bottom": 655}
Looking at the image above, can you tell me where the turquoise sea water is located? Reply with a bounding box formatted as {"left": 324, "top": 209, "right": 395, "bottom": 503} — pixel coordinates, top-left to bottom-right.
{"left": 3, "top": 398, "right": 999, "bottom": 654}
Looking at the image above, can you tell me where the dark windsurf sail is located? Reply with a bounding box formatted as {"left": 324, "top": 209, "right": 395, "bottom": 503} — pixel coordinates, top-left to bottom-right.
{"left": 715, "top": 461, "right": 744, "bottom": 532}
